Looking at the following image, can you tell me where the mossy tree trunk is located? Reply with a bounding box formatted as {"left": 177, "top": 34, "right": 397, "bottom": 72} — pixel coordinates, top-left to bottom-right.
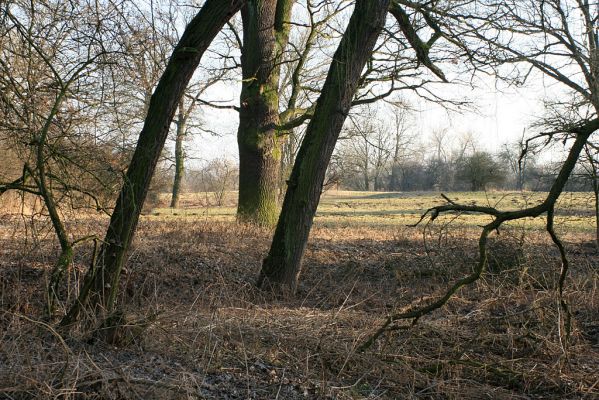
{"left": 258, "top": 0, "right": 390, "bottom": 291}
{"left": 236, "top": 0, "right": 293, "bottom": 226}
{"left": 62, "top": 0, "right": 244, "bottom": 324}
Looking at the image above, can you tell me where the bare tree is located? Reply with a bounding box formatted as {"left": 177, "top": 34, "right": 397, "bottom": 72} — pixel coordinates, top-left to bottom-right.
{"left": 361, "top": 0, "right": 599, "bottom": 349}
{"left": 389, "top": 105, "right": 417, "bottom": 190}
{"left": 336, "top": 113, "right": 395, "bottom": 191}
{"left": 424, "top": 128, "right": 453, "bottom": 190}
{"left": 62, "top": 0, "right": 244, "bottom": 325}
{"left": 258, "top": 0, "right": 469, "bottom": 290}
{"left": 258, "top": 0, "right": 391, "bottom": 290}
{"left": 166, "top": 5, "right": 239, "bottom": 209}
{"left": 236, "top": 0, "right": 451, "bottom": 223}
{"left": 170, "top": 70, "right": 230, "bottom": 209}
{"left": 0, "top": 0, "right": 128, "bottom": 314}
{"left": 499, "top": 131, "right": 536, "bottom": 191}
{"left": 362, "top": 122, "right": 596, "bottom": 350}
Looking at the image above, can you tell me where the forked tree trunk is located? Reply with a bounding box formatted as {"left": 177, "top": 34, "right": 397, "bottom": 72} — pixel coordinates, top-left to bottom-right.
{"left": 236, "top": 0, "right": 293, "bottom": 226}
{"left": 258, "top": 0, "right": 390, "bottom": 291}
{"left": 62, "top": 0, "right": 244, "bottom": 324}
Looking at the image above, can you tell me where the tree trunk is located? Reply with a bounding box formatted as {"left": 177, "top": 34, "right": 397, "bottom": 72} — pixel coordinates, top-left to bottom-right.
{"left": 236, "top": 0, "right": 293, "bottom": 226}
{"left": 279, "top": 134, "right": 296, "bottom": 201}
{"left": 170, "top": 102, "right": 186, "bottom": 208}
{"left": 28, "top": 88, "right": 75, "bottom": 316}
{"left": 389, "top": 165, "right": 400, "bottom": 190}
{"left": 374, "top": 174, "right": 382, "bottom": 191}
{"left": 586, "top": 145, "right": 599, "bottom": 247}
{"left": 62, "top": 0, "right": 244, "bottom": 324}
{"left": 516, "top": 169, "right": 524, "bottom": 191}
{"left": 258, "top": 0, "right": 390, "bottom": 291}
{"left": 37, "top": 154, "right": 73, "bottom": 315}
{"left": 390, "top": 117, "right": 402, "bottom": 191}
{"left": 594, "top": 176, "right": 599, "bottom": 248}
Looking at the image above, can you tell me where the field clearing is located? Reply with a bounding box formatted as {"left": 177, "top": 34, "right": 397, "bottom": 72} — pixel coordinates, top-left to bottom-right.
{"left": 1, "top": 191, "right": 598, "bottom": 399}
{"left": 152, "top": 190, "right": 598, "bottom": 233}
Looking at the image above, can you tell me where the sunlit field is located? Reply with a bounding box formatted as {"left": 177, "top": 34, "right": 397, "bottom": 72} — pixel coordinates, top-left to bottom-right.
{"left": 152, "top": 190, "right": 598, "bottom": 233}
{"left": 1, "top": 191, "right": 597, "bottom": 399}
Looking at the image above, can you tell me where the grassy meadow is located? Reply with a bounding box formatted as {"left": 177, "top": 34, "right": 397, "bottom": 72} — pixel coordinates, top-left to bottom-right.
{"left": 1, "top": 190, "right": 598, "bottom": 398}
{"left": 152, "top": 190, "right": 597, "bottom": 233}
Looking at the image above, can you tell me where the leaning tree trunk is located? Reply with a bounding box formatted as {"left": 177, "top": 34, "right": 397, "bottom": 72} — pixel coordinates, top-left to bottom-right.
{"left": 236, "top": 0, "right": 293, "bottom": 226}
{"left": 62, "top": 0, "right": 244, "bottom": 325}
{"left": 258, "top": 0, "right": 390, "bottom": 291}
{"left": 170, "top": 101, "right": 186, "bottom": 208}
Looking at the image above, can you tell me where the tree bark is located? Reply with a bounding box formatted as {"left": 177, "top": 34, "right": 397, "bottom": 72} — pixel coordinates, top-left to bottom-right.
{"left": 585, "top": 144, "right": 599, "bottom": 247}
{"left": 62, "top": 0, "right": 244, "bottom": 324}
{"left": 28, "top": 86, "right": 75, "bottom": 316}
{"left": 236, "top": 0, "right": 293, "bottom": 226}
{"left": 170, "top": 101, "right": 186, "bottom": 208}
{"left": 258, "top": 0, "right": 390, "bottom": 291}
{"left": 595, "top": 176, "right": 599, "bottom": 248}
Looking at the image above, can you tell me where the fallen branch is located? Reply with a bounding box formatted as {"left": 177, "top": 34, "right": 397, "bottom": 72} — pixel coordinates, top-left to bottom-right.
{"left": 360, "top": 126, "right": 594, "bottom": 351}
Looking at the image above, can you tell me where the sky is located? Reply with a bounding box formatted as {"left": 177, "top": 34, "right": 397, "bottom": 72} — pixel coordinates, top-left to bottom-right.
{"left": 134, "top": 0, "right": 599, "bottom": 175}
{"left": 182, "top": 74, "right": 557, "bottom": 167}
{"left": 414, "top": 77, "right": 546, "bottom": 150}
{"left": 175, "top": 1, "right": 579, "bottom": 169}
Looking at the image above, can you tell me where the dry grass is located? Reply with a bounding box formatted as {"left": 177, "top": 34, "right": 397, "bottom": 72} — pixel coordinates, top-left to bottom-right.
{"left": 0, "top": 191, "right": 598, "bottom": 399}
